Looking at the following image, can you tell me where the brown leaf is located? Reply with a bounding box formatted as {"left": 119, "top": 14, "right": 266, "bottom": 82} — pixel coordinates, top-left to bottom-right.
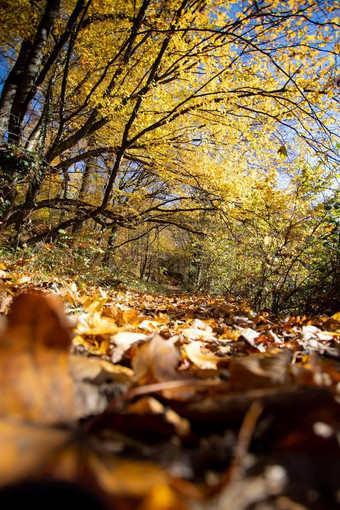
{"left": 103, "top": 304, "right": 144, "bottom": 326}
{"left": 132, "top": 334, "right": 181, "bottom": 385}
{"left": 0, "top": 292, "right": 77, "bottom": 424}
{"left": 5, "top": 291, "right": 71, "bottom": 349}
{"left": 126, "top": 397, "right": 191, "bottom": 437}
{"left": 0, "top": 418, "right": 70, "bottom": 488}
{"left": 229, "top": 350, "right": 292, "bottom": 391}
{"left": 69, "top": 355, "right": 134, "bottom": 416}
{"left": 70, "top": 355, "right": 133, "bottom": 385}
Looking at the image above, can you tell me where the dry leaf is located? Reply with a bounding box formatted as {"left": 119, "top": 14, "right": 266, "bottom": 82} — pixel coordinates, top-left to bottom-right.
{"left": 0, "top": 418, "right": 70, "bottom": 488}
{"left": 103, "top": 304, "right": 144, "bottom": 326}
{"left": 180, "top": 328, "right": 216, "bottom": 342}
{"left": 229, "top": 350, "right": 292, "bottom": 391}
{"left": 111, "top": 331, "right": 148, "bottom": 363}
{"left": 126, "top": 397, "right": 191, "bottom": 437}
{"left": 0, "top": 292, "right": 77, "bottom": 424}
{"left": 184, "top": 341, "right": 222, "bottom": 370}
{"left": 70, "top": 355, "right": 133, "bottom": 384}
{"left": 89, "top": 454, "right": 168, "bottom": 497}
{"left": 239, "top": 328, "right": 265, "bottom": 352}
{"left": 132, "top": 334, "right": 181, "bottom": 385}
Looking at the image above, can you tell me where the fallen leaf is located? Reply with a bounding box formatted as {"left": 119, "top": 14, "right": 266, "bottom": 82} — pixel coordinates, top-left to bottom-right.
{"left": 0, "top": 418, "right": 70, "bottom": 488}
{"left": 126, "top": 397, "right": 191, "bottom": 437}
{"left": 111, "top": 331, "right": 148, "bottom": 363}
{"left": 15, "top": 275, "right": 31, "bottom": 285}
{"left": 103, "top": 304, "right": 144, "bottom": 326}
{"left": 180, "top": 328, "right": 216, "bottom": 341}
{"left": 239, "top": 328, "right": 266, "bottom": 352}
{"left": 70, "top": 355, "right": 133, "bottom": 385}
{"left": 89, "top": 454, "right": 168, "bottom": 497}
{"left": 0, "top": 292, "right": 77, "bottom": 424}
{"left": 132, "top": 334, "right": 181, "bottom": 385}
{"left": 5, "top": 291, "right": 71, "bottom": 349}
{"left": 184, "top": 341, "right": 223, "bottom": 370}
{"left": 229, "top": 350, "right": 292, "bottom": 391}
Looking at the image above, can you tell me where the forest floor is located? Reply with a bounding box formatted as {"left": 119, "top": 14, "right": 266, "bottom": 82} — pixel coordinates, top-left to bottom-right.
{"left": 0, "top": 265, "right": 339, "bottom": 510}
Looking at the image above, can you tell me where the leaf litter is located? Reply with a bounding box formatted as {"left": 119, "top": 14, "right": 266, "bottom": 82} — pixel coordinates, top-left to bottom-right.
{"left": 0, "top": 276, "right": 339, "bottom": 509}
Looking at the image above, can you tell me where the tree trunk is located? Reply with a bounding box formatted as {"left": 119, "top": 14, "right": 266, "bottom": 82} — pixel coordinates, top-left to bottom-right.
{"left": 25, "top": 73, "right": 55, "bottom": 152}
{"left": 0, "top": 178, "right": 19, "bottom": 231}
{"left": 0, "top": 0, "right": 88, "bottom": 145}
{"left": 140, "top": 233, "right": 150, "bottom": 279}
{"left": 72, "top": 157, "right": 94, "bottom": 233}
{"left": 0, "top": 41, "right": 32, "bottom": 141}
{"left": 3, "top": 0, "right": 61, "bottom": 145}
{"left": 58, "top": 168, "right": 70, "bottom": 225}
{"left": 13, "top": 167, "right": 45, "bottom": 238}
{"left": 102, "top": 225, "right": 118, "bottom": 266}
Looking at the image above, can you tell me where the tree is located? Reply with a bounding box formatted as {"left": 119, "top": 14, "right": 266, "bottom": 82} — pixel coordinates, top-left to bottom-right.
{"left": 0, "top": 0, "right": 339, "bottom": 247}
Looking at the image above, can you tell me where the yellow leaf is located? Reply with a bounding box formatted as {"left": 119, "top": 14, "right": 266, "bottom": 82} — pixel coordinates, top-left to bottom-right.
{"left": 89, "top": 455, "right": 167, "bottom": 497}
{"left": 184, "top": 341, "right": 221, "bottom": 370}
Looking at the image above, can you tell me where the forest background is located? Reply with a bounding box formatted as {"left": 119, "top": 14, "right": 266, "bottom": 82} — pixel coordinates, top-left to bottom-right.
{"left": 0, "top": 0, "right": 339, "bottom": 315}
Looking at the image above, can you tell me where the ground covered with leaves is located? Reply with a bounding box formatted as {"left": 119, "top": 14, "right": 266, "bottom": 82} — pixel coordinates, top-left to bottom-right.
{"left": 0, "top": 269, "right": 339, "bottom": 510}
